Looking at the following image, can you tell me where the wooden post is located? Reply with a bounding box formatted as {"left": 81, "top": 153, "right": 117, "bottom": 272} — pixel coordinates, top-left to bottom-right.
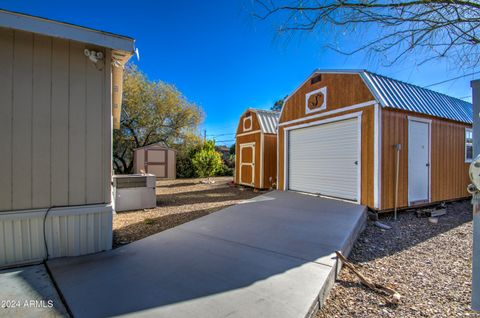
{"left": 471, "top": 79, "right": 480, "bottom": 311}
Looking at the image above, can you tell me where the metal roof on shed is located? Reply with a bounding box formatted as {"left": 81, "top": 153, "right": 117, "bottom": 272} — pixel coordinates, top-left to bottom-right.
{"left": 254, "top": 109, "right": 280, "bottom": 134}
{"left": 304, "top": 69, "right": 473, "bottom": 124}
{"left": 362, "top": 71, "right": 472, "bottom": 124}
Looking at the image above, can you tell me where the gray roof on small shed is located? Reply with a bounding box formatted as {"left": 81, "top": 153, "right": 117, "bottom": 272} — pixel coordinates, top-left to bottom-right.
{"left": 252, "top": 109, "right": 280, "bottom": 134}
{"left": 307, "top": 69, "right": 472, "bottom": 124}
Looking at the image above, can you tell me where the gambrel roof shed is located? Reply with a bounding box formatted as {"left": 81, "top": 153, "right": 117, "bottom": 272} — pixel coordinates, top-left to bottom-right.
{"left": 285, "top": 69, "right": 472, "bottom": 124}
{"left": 278, "top": 69, "right": 472, "bottom": 212}
{"left": 241, "top": 109, "right": 280, "bottom": 134}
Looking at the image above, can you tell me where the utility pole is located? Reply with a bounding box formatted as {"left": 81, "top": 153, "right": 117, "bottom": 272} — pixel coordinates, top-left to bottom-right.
{"left": 204, "top": 129, "right": 207, "bottom": 142}
{"left": 472, "top": 79, "right": 480, "bottom": 311}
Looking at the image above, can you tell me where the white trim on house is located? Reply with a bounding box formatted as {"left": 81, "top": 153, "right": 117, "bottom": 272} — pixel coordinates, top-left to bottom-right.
{"left": 305, "top": 87, "right": 327, "bottom": 114}
{"left": 239, "top": 142, "right": 256, "bottom": 187}
{"left": 407, "top": 116, "right": 432, "bottom": 204}
{"left": 236, "top": 129, "right": 261, "bottom": 137}
{"left": 243, "top": 115, "right": 253, "bottom": 132}
{"left": 283, "top": 111, "right": 363, "bottom": 204}
{"left": 279, "top": 100, "right": 377, "bottom": 127}
{"left": 0, "top": 10, "right": 135, "bottom": 53}
{"left": 373, "top": 103, "right": 382, "bottom": 209}
{"left": 465, "top": 127, "right": 474, "bottom": 163}
{"left": 260, "top": 133, "right": 265, "bottom": 189}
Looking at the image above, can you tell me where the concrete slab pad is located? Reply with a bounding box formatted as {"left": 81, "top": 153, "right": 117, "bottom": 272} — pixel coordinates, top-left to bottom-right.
{"left": 48, "top": 229, "right": 332, "bottom": 318}
{"left": 48, "top": 191, "right": 366, "bottom": 318}
{"left": 178, "top": 191, "right": 365, "bottom": 266}
{"left": 0, "top": 264, "right": 69, "bottom": 318}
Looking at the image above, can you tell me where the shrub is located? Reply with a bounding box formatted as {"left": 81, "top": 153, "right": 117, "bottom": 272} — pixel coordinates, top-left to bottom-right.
{"left": 175, "top": 134, "right": 203, "bottom": 178}
{"left": 192, "top": 140, "right": 223, "bottom": 178}
{"left": 216, "top": 164, "right": 234, "bottom": 176}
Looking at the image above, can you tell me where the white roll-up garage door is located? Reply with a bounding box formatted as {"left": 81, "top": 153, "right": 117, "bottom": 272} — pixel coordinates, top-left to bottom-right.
{"left": 288, "top": 117, "right": 360, "bottom": 201}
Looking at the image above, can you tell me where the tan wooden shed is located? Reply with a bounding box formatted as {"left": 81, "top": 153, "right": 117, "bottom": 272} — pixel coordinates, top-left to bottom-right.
{"left": 278, "top": 69, "right": 472, "bottom": 211}
{"left": 134, "top": 143, "right": 176, "bottom": 179}
{"left": 235, "top": 109, "right": 279, "bottom": 189}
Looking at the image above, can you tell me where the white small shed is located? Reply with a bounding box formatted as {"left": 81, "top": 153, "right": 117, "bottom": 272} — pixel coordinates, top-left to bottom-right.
{"left": 133, "top": 143, "right": 176, "bottom": 179}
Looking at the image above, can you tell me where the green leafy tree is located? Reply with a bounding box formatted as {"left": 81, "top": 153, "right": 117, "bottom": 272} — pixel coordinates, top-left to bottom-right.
{"left": 271, "top": 97, "right": 286, "bottom": 111}
{"left": 113, "top": 64, "right": 203, "bottom": 174}
{"left": 192, "top": 140, "right": 223, "bottom": 178}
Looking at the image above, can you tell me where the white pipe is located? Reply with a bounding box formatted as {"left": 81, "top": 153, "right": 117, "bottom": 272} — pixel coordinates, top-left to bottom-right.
{"left": 394, "top": 144, "right": 401, "bottom": 220}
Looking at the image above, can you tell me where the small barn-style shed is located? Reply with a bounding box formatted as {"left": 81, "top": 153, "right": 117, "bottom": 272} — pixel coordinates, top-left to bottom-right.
{"left": 0, "top": 10, "right": 134, "bottom": 268}
{"left": 133, "top": 143, "right": 176, "bottom": 179}
{"left": 235, "top": 109, "right": 279, "bottom": 189}
{"left": 278, "top": 70, "right": 472, "bottom": 211}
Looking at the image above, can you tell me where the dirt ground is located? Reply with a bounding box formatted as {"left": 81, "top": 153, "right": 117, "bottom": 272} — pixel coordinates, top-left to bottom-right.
{"left": 113, "top": 177, "right": 263, "bottom": 247}
{"left": 317, "top": 200, "right": 480, "bottom": 318}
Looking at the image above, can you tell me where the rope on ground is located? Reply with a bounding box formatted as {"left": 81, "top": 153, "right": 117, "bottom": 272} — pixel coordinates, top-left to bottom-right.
{"left": 335, "top": 251, "right": 402, "bottom": 304}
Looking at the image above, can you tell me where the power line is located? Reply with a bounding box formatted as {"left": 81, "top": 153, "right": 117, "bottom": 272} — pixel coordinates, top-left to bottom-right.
{"left": 207, "top": 132, "right": 235, "bottom": 137}
{"left": 424, "top": 71, "right": 478, "bottom": 88}
{"left": 459, "top": 95, "right": 472, "bottom": 100}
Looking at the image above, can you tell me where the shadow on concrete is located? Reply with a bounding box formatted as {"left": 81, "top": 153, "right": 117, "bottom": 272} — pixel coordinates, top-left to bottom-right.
{"left": 112, "top": 206, "right": 233, "bottom": 248}
{"left": 0, "top": 264, "right": 69, "bottom": 317}
{"left": 47, "top": 191, "right": 366, "bottom": 318}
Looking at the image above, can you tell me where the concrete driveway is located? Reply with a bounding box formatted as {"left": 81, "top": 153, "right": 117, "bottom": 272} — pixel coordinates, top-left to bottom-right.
{"left": 47, "top": 191, "right": 366, "bottom": 318}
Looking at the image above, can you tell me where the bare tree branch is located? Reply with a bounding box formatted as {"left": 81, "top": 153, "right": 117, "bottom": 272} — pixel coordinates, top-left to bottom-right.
{"left": 253, "top": 0, "right": 480, "bottom": 68}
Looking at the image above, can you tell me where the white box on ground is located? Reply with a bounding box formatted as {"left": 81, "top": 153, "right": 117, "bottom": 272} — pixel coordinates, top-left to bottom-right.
{"left": 113, "top": 174, "right": 156, "bottom": 212}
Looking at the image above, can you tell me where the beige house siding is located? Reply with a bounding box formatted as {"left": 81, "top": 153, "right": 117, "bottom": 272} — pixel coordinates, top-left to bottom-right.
{"left": 0, "top": 28, "right": 112, "bottom": 212}
{"left": 0, "top": 205, "right": 112, "bottom": 266}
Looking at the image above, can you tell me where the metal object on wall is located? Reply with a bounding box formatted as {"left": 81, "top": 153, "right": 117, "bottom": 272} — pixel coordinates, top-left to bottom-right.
{"left": 113, "top": 174, "right": 156, "bottom": 212}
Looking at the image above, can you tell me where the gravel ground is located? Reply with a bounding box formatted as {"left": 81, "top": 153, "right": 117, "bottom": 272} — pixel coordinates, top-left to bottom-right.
{"left": 113, "top": 177, "right": 262, "bottom": 247}
{"left": 318, "top": 200, "right": 480, "bottom": 318}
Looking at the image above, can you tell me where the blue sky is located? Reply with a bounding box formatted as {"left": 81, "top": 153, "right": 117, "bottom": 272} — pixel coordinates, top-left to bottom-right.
{"left": 2, "top": 0, "right": 476, "bottom": 145}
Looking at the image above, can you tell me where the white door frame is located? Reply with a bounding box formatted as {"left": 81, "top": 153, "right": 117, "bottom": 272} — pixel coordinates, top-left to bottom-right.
{"left": 407, "top": 116, "right": 432, "bottom": 204}
{"left": 283, "top": 111, "right": 363, "bottom": 204}
{"left": 239, "top": 142, "right": 255, "bottom": 187}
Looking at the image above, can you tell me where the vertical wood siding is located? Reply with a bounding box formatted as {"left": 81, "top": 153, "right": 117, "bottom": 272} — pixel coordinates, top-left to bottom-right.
{"left": 0, "top": 29, "right": 112, "bottom": 212}
{"left": 380, "top": 109, "right": 470, "bottom": 210}
{"left": 280, "top": 73, "right": 374, "bottom": 123}
{"left": 263, "top": 134, "right": 277, "bottom": 189}
{"left": 236, "top": 111, "right": 261, "bottom": 135}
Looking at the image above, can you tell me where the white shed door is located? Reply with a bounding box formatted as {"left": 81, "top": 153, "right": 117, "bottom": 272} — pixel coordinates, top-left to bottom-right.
{"left": 408, "top": 120, "right": 430, "bottom": 203}
{"left": 288, "top": 117, "right": 360, "bottom": 201}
